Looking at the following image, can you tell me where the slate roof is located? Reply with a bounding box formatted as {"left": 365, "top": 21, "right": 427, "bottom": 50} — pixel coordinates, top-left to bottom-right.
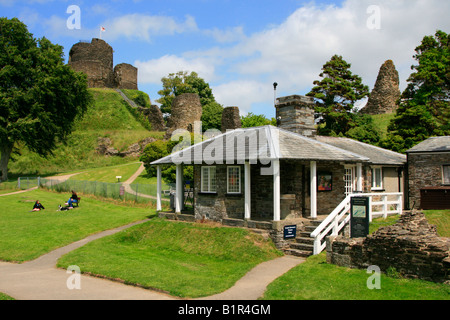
{"left": 314, "top": 136, "right": 406, "bottom": 166}
{"left": 406, "top": 136, "right": 450, "bottom": 153}
{"left": 151, "top": 126, "right": 376, "bottom": 165}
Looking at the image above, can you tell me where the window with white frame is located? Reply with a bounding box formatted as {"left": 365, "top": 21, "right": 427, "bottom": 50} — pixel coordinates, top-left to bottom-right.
{"left": 201, "top": 166, "right": 216, "bottom": 193}
{"left": 372, "top": 167, "right": 383, "bottom": 190}
{"left": 227, "top": 166, "right": 241, "bottom": 194}
{"left": 344, "top": 166, "right": 356, "bottom": 196}
{"left": 443, "top": 165, "right": 450, "bottom": 185}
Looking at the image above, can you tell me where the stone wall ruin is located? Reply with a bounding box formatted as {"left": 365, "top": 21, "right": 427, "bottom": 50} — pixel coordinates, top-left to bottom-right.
{"left": 68, "top": 38, "right": 138, "bottom": 90}
{"left": 327, "top": 210, "right": 450, "bottom": 284}
{"left": 221, "top": 106, "right": 241, "bottom": 132}
{"left": 360, "top": 60, "right": 400, "bottom": 115}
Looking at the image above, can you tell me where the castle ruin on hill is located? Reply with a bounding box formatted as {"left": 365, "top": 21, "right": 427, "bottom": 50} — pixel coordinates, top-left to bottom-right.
{"left": 68, "top": 38, "right": 138, "bottom": 90}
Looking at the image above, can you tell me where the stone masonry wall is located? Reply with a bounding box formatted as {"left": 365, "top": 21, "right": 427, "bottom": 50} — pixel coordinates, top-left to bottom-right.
{"left": 276, "top": 95, "right": 316, "bottom": 137}
{"left": 165, "top": 93, "right": 202, "bottom": 139}
{"left": 114, "top": 63, "right": 138, "bottom": 90}
{"left": 221, "top": 107, "right": 241, "bottom": 132}
{"left": 68, "top": 38, "right": 138, "bottom": 90}
{"left": 327, "top": 210, "right": 450, "bottom": 284}
{"left": 194, "top": 165, "right": 245, "bottom": 221}
{"left": 408, "top": 153, "right": 450, "bottom": 209}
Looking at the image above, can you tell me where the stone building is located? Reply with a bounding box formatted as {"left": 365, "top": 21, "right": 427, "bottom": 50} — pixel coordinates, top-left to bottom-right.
{"left": 406, "top": 136, "right": 450, "bottom": 210}
{"left": 152, "top": 94, "right": 406, "bottom": 221}
{"left": 68, "top": 38, "right": 138, "bottom": 90}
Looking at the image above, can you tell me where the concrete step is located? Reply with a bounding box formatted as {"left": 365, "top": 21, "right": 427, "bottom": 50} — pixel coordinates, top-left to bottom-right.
{"left": 306, "top": 220, "right": 324, "bottom": 227}
{"left": 284, "top": 248, "right": 313, "bottom": 258}
{"left": 295, "top": 237, "right": 314, "bottom": 245}
{"left": 290, "top": 242, "right": 314, "bottom": 252}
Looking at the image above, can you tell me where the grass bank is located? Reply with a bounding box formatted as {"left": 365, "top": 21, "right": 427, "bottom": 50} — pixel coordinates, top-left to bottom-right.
{"left": 262, "top": 210, "right": 450, "bottom": 300}
{"left": 7, "top": 88, "right": 164, "bottom": 178}
{"left": 57, "top": 218, "right": 283, "bottom": 298}
{"left": 0, "top": 189, "right": 154, "bottom": 262}
{"left": 262, "top": 253, "right": 449, "bottom": 300}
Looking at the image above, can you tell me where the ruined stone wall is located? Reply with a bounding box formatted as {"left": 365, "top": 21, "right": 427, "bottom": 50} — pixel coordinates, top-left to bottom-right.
{"left": 327, "top": 211, "right": 450, "bottom": 284}
{"left": 221, "top": 107, "right": 241, "bottom": 132}
{"left": 69, "top": 39, "right": 115, "bottom": 88}
{"left": 165, "top": 93, "right": 202, "bottom": 139}
{"left": 408, "top": 152, "right": 450, "bottom": 209}
{"left": 114, "top": 63, "right": 138, "bottom": 90}
{"left": 68, "top": 38, "right": 138, "bottom": 90}
{"left": 360, "top": 60, "right": 401, "bottom": 115}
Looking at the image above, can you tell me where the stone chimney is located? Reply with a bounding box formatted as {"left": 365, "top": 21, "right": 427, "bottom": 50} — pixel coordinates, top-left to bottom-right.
{"left": 275, "top": 95, "right": 316, "bottom": 137}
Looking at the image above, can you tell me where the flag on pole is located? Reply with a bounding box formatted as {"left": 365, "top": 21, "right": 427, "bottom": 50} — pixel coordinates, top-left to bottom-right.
{"left": 99, "top": 26, "right": 105, "bottom": 39}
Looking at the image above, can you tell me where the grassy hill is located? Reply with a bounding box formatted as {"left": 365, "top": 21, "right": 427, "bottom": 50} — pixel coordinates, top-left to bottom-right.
{"left": 7, "top": 88, "right": 164, "bottom": 178}
{"left": 370, "top": 113, "right": 396, "bottom": 139}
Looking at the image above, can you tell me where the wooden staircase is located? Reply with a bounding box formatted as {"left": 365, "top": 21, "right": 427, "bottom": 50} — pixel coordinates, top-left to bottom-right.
{"left": 284, "top": 219, "right": 324, "bottom": 258}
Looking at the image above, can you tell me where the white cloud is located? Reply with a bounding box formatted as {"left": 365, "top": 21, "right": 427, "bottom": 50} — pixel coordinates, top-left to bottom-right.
{"left": 135, "top": 55, "right": 216, "bottom": 84}
{"left": 213, "top": 80, "right": 274, "bottom": 114}
{"left": 103, "top": 13, "right": 198, "bottom": 41}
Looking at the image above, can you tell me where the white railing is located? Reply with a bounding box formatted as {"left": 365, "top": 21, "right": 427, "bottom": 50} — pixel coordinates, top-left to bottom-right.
{"left": 310, "top": 192, "right": 403, "bottom": 255}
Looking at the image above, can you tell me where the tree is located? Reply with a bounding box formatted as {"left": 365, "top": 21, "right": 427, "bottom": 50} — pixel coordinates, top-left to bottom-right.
{"left": 241, "top": 113, "right": 276, "bottom": 128}
{"left": 140, "top": 136, "right": 193, "bottom": 184}
{"left": 306, "top": 55, "right": 370, "bottom": 136}
{"left": 157, "top": 71, "right": 224, "bottom": 131}
{"left": 0, "top": 18, "right": 91, "bottom": 181}
{"left": 382, "top": 30, "right": 450, "bottom": 153}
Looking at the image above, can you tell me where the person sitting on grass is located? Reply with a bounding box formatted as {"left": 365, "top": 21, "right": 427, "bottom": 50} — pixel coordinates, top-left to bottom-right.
{"left": 66, "top": 190, "right": 78, "bottom": 207}
{"left": 32, "top": 200, "right": 45, "bottom": 212}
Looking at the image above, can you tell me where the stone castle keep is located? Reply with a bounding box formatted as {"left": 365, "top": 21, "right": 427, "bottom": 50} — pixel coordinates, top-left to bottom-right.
{"left": 68, "top": 38, "right": 138, "bottom": 90}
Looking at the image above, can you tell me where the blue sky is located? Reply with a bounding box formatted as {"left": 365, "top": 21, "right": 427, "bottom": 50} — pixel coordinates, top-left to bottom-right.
{"left": 2, "top": 0, "right": 449, "bottom": 118}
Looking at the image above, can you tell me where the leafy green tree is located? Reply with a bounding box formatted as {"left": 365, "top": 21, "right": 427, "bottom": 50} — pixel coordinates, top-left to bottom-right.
{"left": 382, "top": 30, "right": 450, "bottom": 153}
{"left": 157, "top": 71, "right": 224, "bottom": 131}
{"left": 140, "top": 135, "right": 194, "bottom": 184}
{"left": 241, "top": 112, "right": 276, "bottom": 128}
{"left": 0, "top": 18, "right": 91, "bottom": 181}
{"left": 307, "top": 55, "right": 370, "bottom": 136}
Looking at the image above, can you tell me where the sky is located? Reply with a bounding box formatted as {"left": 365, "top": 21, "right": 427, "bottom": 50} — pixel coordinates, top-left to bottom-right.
{"left": 1, "top": 0, "right": 450, "bottom": 118}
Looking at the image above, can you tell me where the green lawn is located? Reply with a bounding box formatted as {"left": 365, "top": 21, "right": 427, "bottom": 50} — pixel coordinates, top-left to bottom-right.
{"left": 0, "top": 293, "right": 14, "bottom": 300}
{"left": 262, "top": 253, "right": 450, "bottom": 300}
{"left": 69, "top": 162, "right": 142, "bottom": 183}
{"left": 57, "top": 218, "right": 283, "bottom": 298}
{"left": 0, "top": 189, "right": 154, "bottom": 262}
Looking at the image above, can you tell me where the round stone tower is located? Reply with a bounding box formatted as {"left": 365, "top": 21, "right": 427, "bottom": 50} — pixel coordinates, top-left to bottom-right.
{"left": 68, "top": 38, "right": 115, "bottom": 88}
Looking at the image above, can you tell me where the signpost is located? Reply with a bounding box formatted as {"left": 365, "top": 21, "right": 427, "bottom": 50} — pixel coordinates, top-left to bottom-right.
{"left": 350, "top": 197, "right": 370, "bottom": 238}
{"left": 283, "top": 225, "right": 297, "bottom": 240}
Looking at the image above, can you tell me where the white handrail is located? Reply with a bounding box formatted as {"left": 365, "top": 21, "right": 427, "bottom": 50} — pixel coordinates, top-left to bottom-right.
{"left": 310, "top": 192, "right": 403, "bottom": 255}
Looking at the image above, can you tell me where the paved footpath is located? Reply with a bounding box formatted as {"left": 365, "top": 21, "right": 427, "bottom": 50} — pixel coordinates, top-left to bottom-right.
{"left": 0, "top": 219, "right": 305, "bottom": 300}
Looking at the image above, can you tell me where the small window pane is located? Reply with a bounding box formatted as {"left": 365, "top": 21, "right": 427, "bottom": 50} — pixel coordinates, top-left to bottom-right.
{"left": 228, "top": 167, "right": 240, "bottom": 193}
{"left": 210, "top": 167, "right": 217, "bottom": 192}
{"left": 443, "top": 165, "right": 450, "bottom": 184}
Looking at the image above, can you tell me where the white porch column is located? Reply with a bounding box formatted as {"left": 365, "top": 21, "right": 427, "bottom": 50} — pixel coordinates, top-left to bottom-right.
{"left": 310, "top": 161, "right": 317, "bottom": 219}
{"left": 273, "top": 160, "right": 281, "bottom": 222}
{"left": 244, "top": 162, "right": 251, "bottom": 220}
{"left": 156, "top": 165, "right": 162, "bottom": 211}
{"left": 175, "top": 164, "right": 184, "bottom": 213}
{"left": 356, "top": 163, "right": 363, "bottom": 192}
